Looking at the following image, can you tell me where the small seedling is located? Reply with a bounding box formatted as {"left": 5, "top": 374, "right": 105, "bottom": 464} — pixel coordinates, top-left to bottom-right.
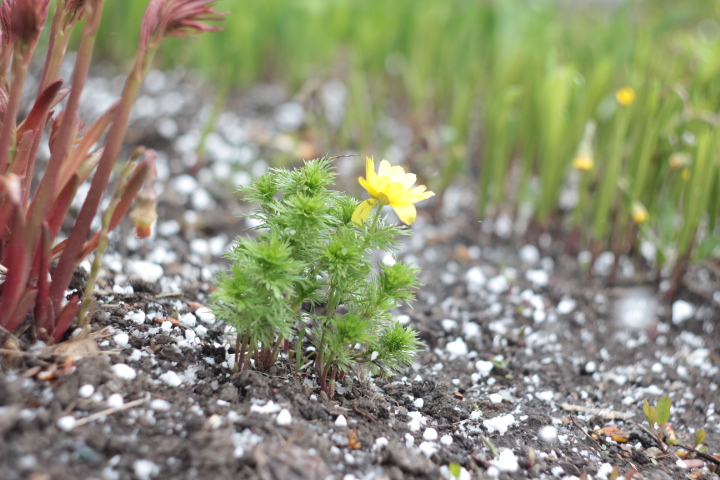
{"left": 643, "top": 396, "right": 676, "bottom": 450}
{"left": 211, "top": 158, "right": 432, "bottom": 395}
{"left": 448, "top": 462, "right": 462, "bottom": 479}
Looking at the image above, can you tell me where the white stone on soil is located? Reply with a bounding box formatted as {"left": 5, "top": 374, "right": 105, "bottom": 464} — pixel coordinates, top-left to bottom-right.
{"left": 127, "top": 260, "right": 164, "bottom": 283}
{"left": 539, "top": 425, "right": 557, "bottom": 442}
{"left": 488, "top": 449, "right": 519, "bottom": 472}
{"left": 276, "top": 409, "right": 292, "bottom": 426}
{"left": 78, "top": 384, "right": 95, "bottom": 399}
{"left": 250, "top": 400, "right": 282, "bottom": 414}
{"left": 446, "top": 338, "right": 468, "bottom": 357}
{"left": 483, "top": 414, "right": 515, "bottom": 434}
{"left": 526, "top": 269, "right": 549, "bottom": 287}
{"left": 159, "top": 371, "right": 182, "bottom": 387}
{"left": 150, "top": 399, "right": 172, "bottom": 411}
{"left": 672, "top": 300, "right": 694, "bottom": 325}
{"left": 475, "top": 360, "right": 493, "bottom": 377}
{"left": 111, "top": 364, "right": 136, "bottom": 380}
{"left": 335, "top": 415, "right": 347, "bottom": 427}
{"left": 465, "top": 266, "right": 486, "bottom": 289}
{"left": 518, "top": 244, "right": 540, "bottom": 265}
{"left": 180, "top": 312, "right": 197, "bottom": 327}
{"left": 107, "top": 393, "right": 124, "bottom": 408}
{"left": 133, "top": 459, "right": 160, "bottom": 480}
{"left": 113, "top": 333, "right": 129, "bottom": 348}
{"left": 195, "top": 307, "right": 215, "bottom": 323}
{"left": 413, "top": 398, "right": 424, "bottom": 409}
{"left": 423, "top": 428, "right": 438, "bottom": 441}
{"left": 125, "top": 311, "right": 145, "bottom": 324}
{"left": 487, "top": 275, "right": 509, "bottom": 294}
{"left": 57, "top": 416, "right": 76, "bottom": 431}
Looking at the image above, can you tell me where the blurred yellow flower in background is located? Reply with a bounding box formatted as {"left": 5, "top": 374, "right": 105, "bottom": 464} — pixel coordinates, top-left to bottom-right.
{"left": 631, "top": 201, "right": 649, "bottom": 224}
{"left": 352, "top": 157, "right": 435, "bottom": 225}
{"left": 615, "top": 87, "right": 636, "bottom": 106}
{"left": 572, "top": 155, "right": 593, "bottom": 172}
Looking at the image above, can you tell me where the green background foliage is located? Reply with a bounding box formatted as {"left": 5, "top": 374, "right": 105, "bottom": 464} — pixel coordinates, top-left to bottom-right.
{"left": 92, "top": 0, "right": 720, "bottom": 269}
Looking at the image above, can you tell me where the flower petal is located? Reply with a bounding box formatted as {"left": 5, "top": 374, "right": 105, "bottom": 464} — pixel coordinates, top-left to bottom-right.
{"left": 384, "top": 182, "right": 407, "bottom": 204}
{"left": 365, "top": 156, "right": 377, "bottom": 189}
{"left": 352, "top": 199, "right": 375, "bottom": 225}
{"left": 358, "top": 175, "right": 377, "bottom": 198}
{"left": 391, "top": 202, "right": 417, "bottom": 225}
{"left": 377, "top": 159, "right": 393, "bottom": 178}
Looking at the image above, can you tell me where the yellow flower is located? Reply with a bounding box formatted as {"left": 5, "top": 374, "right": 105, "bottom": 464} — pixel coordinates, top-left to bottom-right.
{"left": 352, "top": 157, "right": 435, "bottom": 225}
{"left": 572, "top": 155, "right": 593, "bottom": 172}
{"left": 615, "top": 87, "right": 636, "bottom": 106}
{"left": 631, "top": 201, "right": 649, "bottom": 224}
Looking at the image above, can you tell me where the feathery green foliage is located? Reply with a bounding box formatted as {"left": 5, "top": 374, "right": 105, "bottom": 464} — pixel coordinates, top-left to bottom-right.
{"left": 210, "top": 159, "right": 421, "bottom": 395}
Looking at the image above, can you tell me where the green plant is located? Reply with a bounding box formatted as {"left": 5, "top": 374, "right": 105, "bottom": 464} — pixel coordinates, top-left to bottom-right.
{"left": 210, "top": 158, "right": 430, "bottom": 395}
{"left": 0, "top": 0, "right": 224, "bottom": 344}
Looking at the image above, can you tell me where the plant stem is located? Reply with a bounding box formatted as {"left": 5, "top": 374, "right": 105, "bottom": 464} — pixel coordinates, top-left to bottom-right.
{"left": 49, "top": 44, "right": 157, "bottom": 316}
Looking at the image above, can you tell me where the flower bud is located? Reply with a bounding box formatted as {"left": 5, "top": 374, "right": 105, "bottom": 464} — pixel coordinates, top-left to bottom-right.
{"left": 631, "top": 201, "right": 649, "bottom": 224}
{"left": 140, "top": 0, "right": 225, "bottom": 51}
{"left": 11, "top": 0, "right": 50, "bottom": 48}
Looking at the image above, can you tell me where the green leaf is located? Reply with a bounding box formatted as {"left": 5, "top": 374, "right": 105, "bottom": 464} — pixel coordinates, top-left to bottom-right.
{"left": 448, "top": 462, "right": 461, "bottom": 478}
{"left": 694, "top": 429, "right": 706, "bottom": 447}
{"left": 643, "top": 399, "right": 657, "bottom": 427}
{"left": 656, "top": 396, "right": 671, "bottom": 426}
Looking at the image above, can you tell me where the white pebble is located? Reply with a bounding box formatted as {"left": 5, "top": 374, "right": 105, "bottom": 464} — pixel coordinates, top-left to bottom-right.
{"left": 408, "top": 418, "right": 422, "bottom": 432}
{"left": 440, "top": 435, "right": 453, "bottom": 446}
{"left": 78, "top": 384, "right": 95, "bottom": 399}
{"left": 556, "top": 297, "right": 577, "bottom": 315}
{"left": 250, "top": 400, "right": 281, "bottom": 414}
{"left": 446, "top": 338, "right": 468, "bottom": 357}
{"left": 418, "top": 441, "right": 438, "bottom": 457}
{"left": 488, "top": 393, "right": 503, "bottom": 404}
{"left": 466, "top": 266, "right": 487, "bottom": 289}
{"left": 441, "top": 319, "right": 457, "bottom": 332}
{"left": 195, "top": 307, "right": 215, "bottom": 323}
{"left": 519, "top": 244, "right": 540, "bottom": 265}
{"left": 487, "top": 275, "right": 509, "bottom": 294}
{"left": 161, "top": 321, "right": 173, "bottom": 332}
{"left": 413, "top": 398, "right": 424, "bottom": 409}
{"left": 335, "top": 415, "right": 347, "bottom": 427}
{"left": 276, "top": 409, "right": 292, "bottom": 426}
{"left": 111, "top": 364, "right": 136, "bottom": 380}
{"left": 133, "top": 459, "right": 160, "bottom": 480}
{"left": 127, "top": 260, "right": 164, "bottom": 283}
{"left": 526, "top": 269, "right": 549, "bottom": 287}
{"left": 475, "top": 360, "right": 493, "bottom": 377}
{"left": 113, "top": 333, "right": 129, "bottom": 348}
{"left": 672, "top": 300, "right": 694, "bottom": 325}
{"left": 483, "top": 414, "right": 516, "bottom": 435}
{"left": 124, "top": 311, "right": 146, "bottom": 324}
{"left": 535, "top": 391, "right": 554, "bottom": 402}
{"left": 180, "top": 313, "right": 197, "bottom": 327}
{"left": 489, "top": 448, "right": 519, "bottom": 472}
{"left": 159, "top": 371, "right": 182, "bottom": 387}
{"left": 423, "top": 428, "right": 438, "bottom": 441}
{"left": 539, "top": 425, "right": 557, "bottom": 442}
{"left": 584, "top": 361, "right": 597, "bottom": 373}
{"left": 56, "top": 416, "right": 75, "bottom": 431}
{"left": 150, "top": 399, "right": 172, "bottom": 411}
{"left": 107, "top": 393, "right": 124, "bottom": 408}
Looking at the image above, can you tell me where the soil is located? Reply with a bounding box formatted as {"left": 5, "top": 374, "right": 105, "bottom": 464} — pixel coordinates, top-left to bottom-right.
{"left": 1, "top": 67, "right": 719, "bottom": 480}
